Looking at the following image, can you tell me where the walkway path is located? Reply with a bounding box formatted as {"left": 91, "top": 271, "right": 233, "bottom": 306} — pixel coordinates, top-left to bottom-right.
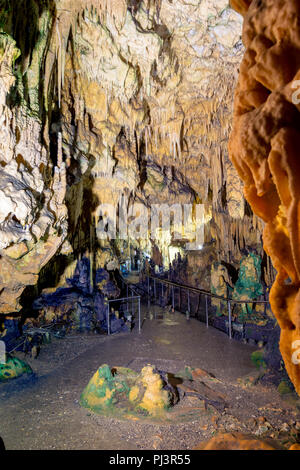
{"left": 0, "top": 307, "right": 294, "bottom": 450}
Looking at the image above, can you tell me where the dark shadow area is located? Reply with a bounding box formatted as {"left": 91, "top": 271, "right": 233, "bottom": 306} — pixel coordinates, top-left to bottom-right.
{"left": 1, "top": 0, "right": 56, "bottom": 113}
{"left": 221, "top": 260, "right": 239, "bottom": 285}
{"left": 0, "top": 436, "right": 5, "bottom": 451}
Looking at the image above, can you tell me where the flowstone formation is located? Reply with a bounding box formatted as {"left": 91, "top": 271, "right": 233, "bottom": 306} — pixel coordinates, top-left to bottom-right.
{"left": 0, "top": 0, "right": 273, "bottom": 321}
{"left": 80, "top": 364, "right": 175, "bottom": 418}
{"left": 80, "top": 364, "right": 227, "bottom": 421}
{"left": 229, "top": 0, "right": 300, "bottom": 394}
{"left": 210, "top": 254, "right": 270, "bottom": 325}
{"left": 211, "top": 263, "right": 232, "bottom": 316}
{"left": 232, "top": 253, "right": 264, "bottom": 322}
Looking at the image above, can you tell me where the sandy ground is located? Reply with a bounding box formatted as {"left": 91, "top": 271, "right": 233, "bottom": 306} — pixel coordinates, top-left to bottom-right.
{"left": 0, "top": 307, "right": 299, "bottom": 450}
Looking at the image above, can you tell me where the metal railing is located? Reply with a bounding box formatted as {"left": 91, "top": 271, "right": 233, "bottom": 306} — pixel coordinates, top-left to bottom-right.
{"left": 145, "top": 275, "right": 270, "bottom": 340}
{"left": 107, "top": 283, "right": 141, "bottom": 335}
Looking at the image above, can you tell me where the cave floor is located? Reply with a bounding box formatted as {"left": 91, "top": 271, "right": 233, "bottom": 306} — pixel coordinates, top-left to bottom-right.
{"left": 0, "top": 307, "right": 299, "bottom": 450}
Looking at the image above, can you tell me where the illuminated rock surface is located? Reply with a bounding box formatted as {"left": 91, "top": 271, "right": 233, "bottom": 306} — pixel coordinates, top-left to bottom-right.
{"left": 1, "top": 1, "right": 300, "bottom": 449}
{"left": 80, "top": 364, "right": 174, "bottom": 417}
{"left": 80, "top": 362, "right": 229, "bottom": 419}
{"left": 232, "top": 253, "right": 264, "bottom": 322}
{"left": 194, "top": 432, "right": 284, "bottom": 450}
{"left": 0, "top": 0, "right": 272, "bottom": 316}
{"left": 229, "top": 0, "right": 300, "bottom": 394}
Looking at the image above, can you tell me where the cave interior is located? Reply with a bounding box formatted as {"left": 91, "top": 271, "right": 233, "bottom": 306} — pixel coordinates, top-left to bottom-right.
{"left": 0, "top": 0, "right": 300, "bottom": 452}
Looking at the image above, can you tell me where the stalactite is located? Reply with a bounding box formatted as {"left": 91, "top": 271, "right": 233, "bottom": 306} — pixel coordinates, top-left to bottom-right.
{"left": 0, "top": 0, "right": 251, "bottom": 319}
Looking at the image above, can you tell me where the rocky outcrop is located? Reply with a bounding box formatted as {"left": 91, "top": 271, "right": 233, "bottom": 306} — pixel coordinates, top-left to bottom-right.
{"left": 0, "top": 2, "right": 68, "bottom": 313}
{"left": 229, "top": 0, "right": 300, "bottom": 393}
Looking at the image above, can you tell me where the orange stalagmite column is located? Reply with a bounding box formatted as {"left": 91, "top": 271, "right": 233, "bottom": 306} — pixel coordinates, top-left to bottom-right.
{"left": 229, "top": 0, "right": 300, "bottom": 394}
{"left": 230, "top": 0, "right": 252, "bottom": 16}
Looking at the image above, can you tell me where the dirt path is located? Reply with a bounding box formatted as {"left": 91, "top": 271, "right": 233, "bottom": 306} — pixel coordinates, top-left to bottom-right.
{"left": 0, "top": 308, "right": 299, "bottom": 450}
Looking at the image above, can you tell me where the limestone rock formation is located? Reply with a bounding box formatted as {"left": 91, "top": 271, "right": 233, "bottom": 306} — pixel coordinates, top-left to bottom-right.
{"left": 0, "top": 0, "right": 269, "bottom": 317}
{"left": 229, "top": 0, "right": 300, "bottom": 394}
{"left": 194, "top": 432, "right": 284, "bottom": 450}
{"left": 211, "top": 262, "right": 232, "bottom": 315}
{"left": 0, "top": 2, "right": 68, "bottom": 313}
{"left": 0, "top": 354, "right": 32, "bottom": 381}
{"left": 232, "top": 253, "right": 264, "bottom": 321}
{"left": 0, "top": 0, "right": 279, "bottom": 347}
{"left": 230, "top": 0, "right": 252, "bottom": 16}
{"left": 80, "top": 364, "right": 175, "bottom": 417}
{"left": 60, "top": 0, "right": 251, "bottom": 271}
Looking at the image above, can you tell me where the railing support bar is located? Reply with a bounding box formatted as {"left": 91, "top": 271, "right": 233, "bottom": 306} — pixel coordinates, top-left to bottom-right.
{"left": 228, "top": 300, "right": 232, "bottom": 339}
{"left": 172, "top": 286, "right": 175, "bottom": 311}
{"left": 107, "top": 304, "right": 110, "bottom": 336}
{"left": 138, "top": 297, "right": 141, "bottom": 333}
{"left": 127, "top": 285, "right": 129, "bottom": 313}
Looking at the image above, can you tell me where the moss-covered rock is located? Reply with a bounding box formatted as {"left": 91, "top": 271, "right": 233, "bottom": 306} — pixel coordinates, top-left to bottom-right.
{"left": 251, "top": 350, "right": 266, "bottom": 370}
{"left": 0, "top": 355, "right": 33, "bottom": 381}
{"left": 80, "top": 364, "right": 173, "bottom": 418}
{"left": 277, "top": 380, "right": 294, "bottom": 396}
{"left": 232, "top": 253, "right": 264, "bottom": 323}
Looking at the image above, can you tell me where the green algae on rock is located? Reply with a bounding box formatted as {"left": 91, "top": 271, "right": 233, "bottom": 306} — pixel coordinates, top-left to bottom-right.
{"left": 80, "top": 364, "right": 173, "bottom": 418}
{"left": 232, "top": 253, "right": 264, "bottom": 322}
{"left": 251, "top": 350, "right": 266, "bottom": 371}
{"left": 0, "top": 355, "right": 33, "bottom": 381}
{"left": 277, "top": 380, "right": 294, "bottom": 396}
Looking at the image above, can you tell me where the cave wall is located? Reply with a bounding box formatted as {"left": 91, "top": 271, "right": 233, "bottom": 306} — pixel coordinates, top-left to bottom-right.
{"left": 0, "top": 0, "right": 273, "bottom": 315}
{"left": 0, "top": 0, "right": 68, "bottom": 314}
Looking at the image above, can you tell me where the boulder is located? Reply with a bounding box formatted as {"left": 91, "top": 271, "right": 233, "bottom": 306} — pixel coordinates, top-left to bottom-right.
{"left": 194, "top": 432, "right": 284, "bottom": 450}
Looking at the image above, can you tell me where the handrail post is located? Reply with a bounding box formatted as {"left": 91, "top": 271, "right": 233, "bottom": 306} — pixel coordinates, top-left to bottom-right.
{"left": 179, "top": 286, "right": 181, "bottom": 311}
{"left": 172, "top": 286, "right": 175, "bottom": 311}
{"left": 107, "top": 303, "right": 110, "bottom": 336}
{"left": 131, "top": 289, "right": 134, "bottom": 317}
{"left": 205, "top": 295, "right": 208, "bottom": 328}
{"left": 126, "top": 284, "right": 129, "bottom": 313}
{"left": 138, "top": 297, "right": 141, "bottom": 333}
{"left": 187, "top": 290, "right": 190, "bottom": 315}
{"left": 228, "top": 300, "right": 232, "bottom": 339}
